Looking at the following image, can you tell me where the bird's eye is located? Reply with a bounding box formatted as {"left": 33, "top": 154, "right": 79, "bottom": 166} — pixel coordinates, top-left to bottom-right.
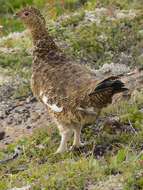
{"left": 24, "top": 12, "right": 29, "bottom": 16}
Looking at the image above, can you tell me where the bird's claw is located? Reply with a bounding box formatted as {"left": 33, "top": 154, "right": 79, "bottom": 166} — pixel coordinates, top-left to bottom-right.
{"left": 70, "top": 142, "right": 87, "bottom": 151}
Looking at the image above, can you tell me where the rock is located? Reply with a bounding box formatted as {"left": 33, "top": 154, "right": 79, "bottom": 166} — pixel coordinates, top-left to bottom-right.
{"left": 0, "top": 25, "right": 3, "bottom": 30}
{"left": 0, "top": 130, "right": 5, "bottom": 140}
{"left": 93, "top": 144, "right": 112, "bottom": 158}
{"left": 0, "top": 111, "right": 4, "bottom": 119}
{"left": 26, "top": 125, "right": 31, "bottom": 129}
{"left": 27, "top": 96, "right": 37, "bottom": 103}
{"left": 6, "top": 116, "right": 13, "bottom": 125}
{"left": 95, "top": 63, "right": 130, "bottom": 77}
{"left": 30, "top": 112, "right": 40, "bottom": 121}
{"left": 0, "top": 84, "right": 15, "bottom": 101}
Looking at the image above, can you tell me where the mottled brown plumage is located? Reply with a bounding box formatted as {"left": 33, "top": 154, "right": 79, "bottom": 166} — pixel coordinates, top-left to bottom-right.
{"left": 16, "top": 7, "right": 128, "bottom": 153}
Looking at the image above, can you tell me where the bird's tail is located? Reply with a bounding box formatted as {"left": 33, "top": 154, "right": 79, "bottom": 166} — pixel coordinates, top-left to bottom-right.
{"left": 94, "top": 76, "right": 128, "bottom": 95}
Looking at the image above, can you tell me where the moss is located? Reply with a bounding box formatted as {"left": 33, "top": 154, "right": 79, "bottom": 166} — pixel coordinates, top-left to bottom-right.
{"left": 93, "top": 0, "right": 142, "bottom": 9}
{"left": 0, "top": 0, "right": 47, "bottom": 14}
{"left": 61, "top": 11, "right": 85, "bottom": 27}
{"left": 0, "top": 52, "right": 31, "bottom": 68}
{"left": 46, "top": 10, "right": 143, "bottom": 68}
{"left": 1, "top": 16, "right": 24, "bottom": 35}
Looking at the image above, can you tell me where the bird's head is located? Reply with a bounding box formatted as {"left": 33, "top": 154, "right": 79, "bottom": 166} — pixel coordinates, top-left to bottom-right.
{"left": 15, "top": 6, "right": 46, "bottom": 30}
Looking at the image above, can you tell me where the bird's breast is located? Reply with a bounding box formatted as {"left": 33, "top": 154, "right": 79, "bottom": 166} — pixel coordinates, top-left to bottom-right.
{"left": 40, "top": 91, "right": 63, "bottom": 113}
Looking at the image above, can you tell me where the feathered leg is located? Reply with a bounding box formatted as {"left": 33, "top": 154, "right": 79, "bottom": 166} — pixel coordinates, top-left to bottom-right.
{"left": 56, "top": 124, "right": 73, "bottom": 153}
{"left": 72, "top": 126, "right": 85, "bottom": 147}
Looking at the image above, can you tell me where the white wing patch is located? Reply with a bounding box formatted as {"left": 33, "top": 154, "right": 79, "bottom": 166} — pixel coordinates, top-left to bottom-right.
{"left": 42, "top": 94, "right": 63, "bottom": 113}
{"left": 48, "top": 104, "right": 63, "bottom": 113}
{"left": 40, "top": 90, "right": 43, "bottom": 97}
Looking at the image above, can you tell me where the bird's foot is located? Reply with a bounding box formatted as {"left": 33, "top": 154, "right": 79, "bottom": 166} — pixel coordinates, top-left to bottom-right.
{"left": 54, "top": 146, "right": 68, "bottom": 154}
{"left": 70, "top": 142, "right": 87, "bottom": 151}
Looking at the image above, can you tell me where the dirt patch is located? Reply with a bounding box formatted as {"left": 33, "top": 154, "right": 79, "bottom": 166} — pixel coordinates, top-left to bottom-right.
{"left": 0, "top": 93, "right": 51, "bottom": 148}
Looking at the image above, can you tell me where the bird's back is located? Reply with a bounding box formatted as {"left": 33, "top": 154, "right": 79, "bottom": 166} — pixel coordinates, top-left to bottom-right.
{"left": 29, "top": 18, "right": 127, "bottom": 126}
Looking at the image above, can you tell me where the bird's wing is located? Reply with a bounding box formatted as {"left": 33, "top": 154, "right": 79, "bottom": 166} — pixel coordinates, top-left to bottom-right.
{"left": 87, "top": 75, "right": 128, "bottom": 108}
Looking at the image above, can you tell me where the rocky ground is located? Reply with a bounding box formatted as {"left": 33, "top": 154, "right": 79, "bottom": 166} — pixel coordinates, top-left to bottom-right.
{"left": 0, "top": 76, "right": 51, "bottom": 149}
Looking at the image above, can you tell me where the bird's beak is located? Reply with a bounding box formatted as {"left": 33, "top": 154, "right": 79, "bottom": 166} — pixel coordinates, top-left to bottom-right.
{"left": 14, "top": 12, "right": 20, "bottom": 18}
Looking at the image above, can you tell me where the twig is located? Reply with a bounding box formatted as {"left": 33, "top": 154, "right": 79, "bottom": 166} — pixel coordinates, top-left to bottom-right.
{"left": 128, "top": 119, "right": 138, "bottom": 134}
{"left": 0, "top": 146, "right": 22, "bottom": 164}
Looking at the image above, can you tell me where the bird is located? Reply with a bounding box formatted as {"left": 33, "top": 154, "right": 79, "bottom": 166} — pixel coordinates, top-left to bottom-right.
{"left": 15, "top": 6, "right": 128, "bottom": 153}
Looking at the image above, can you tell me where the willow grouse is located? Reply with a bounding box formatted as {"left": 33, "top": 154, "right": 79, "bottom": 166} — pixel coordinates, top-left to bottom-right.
{"left": 16, "top": 7, "right": 128, "bottom": 153}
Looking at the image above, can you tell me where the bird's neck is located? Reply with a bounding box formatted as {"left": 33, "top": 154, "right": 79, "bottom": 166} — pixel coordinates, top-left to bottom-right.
{"left": 31, "top": 26, "right": 67, "bottom": 72}
{"left": 31, "top": 28, "right": 47, "bottom": 43}
{"left": 31, "top": 25, "right": 61, "bottom": 59}
{"left": 30, "top": 26, "right": 57, "bottom": 48}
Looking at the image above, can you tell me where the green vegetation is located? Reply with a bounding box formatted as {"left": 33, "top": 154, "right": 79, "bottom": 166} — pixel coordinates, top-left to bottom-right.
{"left": 0, "top": 0, "right": 143, "bottom": 189}
{"left": 0, "top": 92, "right": 143, "bottom": 189}
{"left": 1, "top": 0, "right": 143, "bottom": 72}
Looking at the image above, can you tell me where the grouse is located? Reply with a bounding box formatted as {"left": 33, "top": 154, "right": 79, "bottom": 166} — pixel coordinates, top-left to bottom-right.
{"left": 15, "top": 7, "right": 128, "bottom": 153}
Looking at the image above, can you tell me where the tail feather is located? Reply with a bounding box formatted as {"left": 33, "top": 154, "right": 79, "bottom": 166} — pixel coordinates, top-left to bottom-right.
{"left": 94, "top": 77, "right": 128, "bottom": 95}
{"left": 89, "top": 76, "right": 128, "bottom": 108}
